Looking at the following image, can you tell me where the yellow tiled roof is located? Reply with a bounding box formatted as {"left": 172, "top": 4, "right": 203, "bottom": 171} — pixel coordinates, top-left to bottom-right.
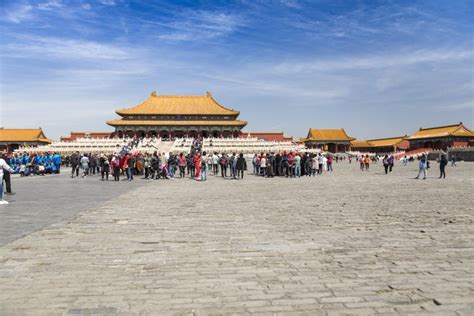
{"left": 107, "top": 119, "right": 247, "bottom": 127}
{"left": 408, "top": 123, "right": 474, "bottom": 139}
{"left": 0, "top": 128, "right": 51, "bottom": 143}
{"left": 351, "top": 140, "right": 372, "bottom": 147}
{"left": 116, "top": 91, "right": 240, "bottom": 116}
{"left": 368, "top": 137, "right": 407, "bottom": 147}
{"left": 303, "top": 128, "right": 354, "bottom": 142}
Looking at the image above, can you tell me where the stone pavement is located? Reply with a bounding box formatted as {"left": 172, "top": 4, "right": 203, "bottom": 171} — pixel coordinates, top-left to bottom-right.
{"left": 0, "top": 170, "right": 146, "bottom": 246}
{"left": 0, "top": 162, "right": 473, "bottom": 315}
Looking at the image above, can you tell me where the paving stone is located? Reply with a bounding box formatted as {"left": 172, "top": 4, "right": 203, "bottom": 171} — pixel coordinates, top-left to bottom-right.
{"left": 0, "top": 162, "right": 472, "bottom": 314}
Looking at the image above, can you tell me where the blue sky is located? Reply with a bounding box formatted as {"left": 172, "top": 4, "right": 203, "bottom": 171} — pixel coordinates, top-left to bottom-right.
{"left": 0, "top": 0, "right": 473, "bottom": 140}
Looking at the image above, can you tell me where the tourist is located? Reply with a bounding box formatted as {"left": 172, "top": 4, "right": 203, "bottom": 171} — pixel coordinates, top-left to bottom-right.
{"left": 1, "top": 153, "right": 14, "bottom": 196}
{"left": 402, "top": 155, "right": 408, "bottom": 166}
{"left": 294, "top": 153, "right": 301, "bottom": 177}
{"left": 220, "top": 153, "right": 228, "bottom": 177}
{"left": 415, "top": 154, "right": 428, "bottom": 180}
{"left": 317, "top": 154, "right": 324, "bottom": 174}
{"left": 178, "top": 153, "right": 186, "bottom": 178}
{"left": 266, "top": 152, "right": 275, "bottom": 178}
{"left": 229, "top": 153, "right": 236, "bottom": 179}
{"left": 252, "top": 154, "right": 259, "bottom": 175}
{"left": 259, "top": 154, "right": 267, "bottom": 177}
{"left": 151, "top": 152, "right": 160, "bottom": 179}
{"left": 168, "top": 154, "right": 177, "bottom": 178}
{"left": 383, "top": 155, "right": 390, "bottom": 174}
{"left": 71, "top": 151, "right": 80, "bottom": 178}
{"left": 143, "top": 153, "right": 152, "bottom": 179}
{"left": 206, "top": 153, "right": 213, "bottom": 173}
{"left": 186, "top": 153, "right": 195, "bottom": 178}
{"left": 89, "top": 154, "right": 97, "bottom": 176}
{"left": 111, "top": 155, "right": 121, "bottom": 181}
{"left": 327, "top": 155, "right": 333, "bottom": 172}
{"left": 52, "top": 152, "right": 62, "bottom": 174}
{"left": 388, "top": 155, "right": 394, "bottom": 173}
{"left": 236, "top": 153, "right": 246, "bottom": 179}
{"left": 364, "top": 154, "right": 370, "bottom": 171}
{"left": 0, "top": 157, "right": 14, "bottom": 205}
{"left": 359, "top": 155, "right": 365, "bottom": 171}
{"left": 194, "top": 152, "right": 201, "bottom": 180}
{"left": 99, "top": 154, "right": 110, "bottom": 181}
{"left": 311, "top": 154, "right": 318, "bottom": 176}
{"left": 439, "top": 154, "right": 448, "bottom": 179}
{"left": 200, "top": 151, "right": 207, "bottom": 181}
{"left": 212, "top": 152, "right": 219, "bottom": 175}
{"left": 80, "top": 154, "right": 90, "bottom": 178}
{"left": 451, "top": 154, "right": 457, "bottom": 167}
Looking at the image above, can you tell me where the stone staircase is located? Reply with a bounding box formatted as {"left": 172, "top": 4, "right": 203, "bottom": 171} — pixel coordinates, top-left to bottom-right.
{"left": 158, "top": 140, "right": 176, "bottom": 154}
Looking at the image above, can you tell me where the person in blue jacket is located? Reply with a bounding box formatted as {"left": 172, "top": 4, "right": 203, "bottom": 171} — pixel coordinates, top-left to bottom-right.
{"left": 52, "top": 153, "right": 61, "bottom": 173}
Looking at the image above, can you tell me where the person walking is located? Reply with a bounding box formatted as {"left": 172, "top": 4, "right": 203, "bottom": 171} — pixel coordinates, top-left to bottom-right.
{"left": 99, "top": 154, "right": 110, "bottom": 181}
{"left": 70, "top": 151, "right": 80, "bottom": 178}
{"left": 439, "top": 154, "right": 448, "bottom": 179}
{"left": 178, "top": 153, "right": 186, "bottom": 178}
{"left": 0, "top": 157, "right": 14, "bottom": 205}
{"left": 200, "top": 151, "right": 207, "bottom": 181}
{"left": 364, "top": 154, "right": 370, "bottom": 171}
{"left": 383, "top": 155, "right": 389, "bottom": 174}
{"left": 80, "top": 154, "right": 90, "bottom": 178}
{"left": 388, "top": 155, "right": 394, "bottom": 173}
{"left": 327, "top": 155, "right": 333, "bottom": 172}
{"left": 194, "top": 152, "right": 201, "bottom": 180}
{"left": 220, "top": 153, "right": 228, "bottom": 177}
{"left": 111, "top": 155, "right": 121, "bottom": 181}
{"left": 294, "top": 153, "right": 302, "bottom": 177}
{"left": 415, "top": 154, "right": 428, "bottom": 180}
{"left": 212, "top": 152, "right": 219, "bottom": 175}
{"left": 236, "top": 153, "right": 247, "bottom": 179}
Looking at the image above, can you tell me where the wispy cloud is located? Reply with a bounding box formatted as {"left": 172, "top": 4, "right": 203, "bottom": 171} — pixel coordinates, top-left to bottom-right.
{"left": 37, "top": 0, "right": 63, "bottom": 11}
{"left": 2, "top": 3, "right": 34, "bottom": 23}
{"left": 157, "top": 10, "right": 243, "bottom": 41}
{"left": 2, "top": 35, "right": 132, "bottom": 60}
{"left": 273, "top": 49, "right": 473, "bottom": 74}
{"left": 98, "top": 0, "right": 116, "bottom": 6}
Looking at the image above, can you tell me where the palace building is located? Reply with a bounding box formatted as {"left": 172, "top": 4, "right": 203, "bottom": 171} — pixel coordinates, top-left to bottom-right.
{"left": 351, "top": 136, "right": 410, "bottom": 153}
{"left": 406, "top": 122, "right": 474, "bottom": 151}
{"left": 107, "top": 91, "right": 247, "bottom": 139}
{"left": 301, "top": 128, "right": 355, "bottom": 153}
{"left": 0, "top": 128, "right": 51, "bottom": 152}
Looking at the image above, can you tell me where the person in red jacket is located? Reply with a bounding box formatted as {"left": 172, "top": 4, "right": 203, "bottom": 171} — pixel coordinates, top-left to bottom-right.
{"left": 194, "top": 152, "right": 201, "bottom": 179}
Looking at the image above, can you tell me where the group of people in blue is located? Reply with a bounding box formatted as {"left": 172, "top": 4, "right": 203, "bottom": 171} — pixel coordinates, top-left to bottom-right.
{"left": 7, "top": 152, "right": 62, "bottom": 176}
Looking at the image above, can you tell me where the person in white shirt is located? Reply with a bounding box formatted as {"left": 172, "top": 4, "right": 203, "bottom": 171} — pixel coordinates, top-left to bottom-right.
{"left": 260, "top": 155, "right": 267, "bottom": 176}
{"left": 0, "top": 158, "right": 14, "bottom": 205}
{"left": 212, "top": 153, "right": 219, "bottom": 175}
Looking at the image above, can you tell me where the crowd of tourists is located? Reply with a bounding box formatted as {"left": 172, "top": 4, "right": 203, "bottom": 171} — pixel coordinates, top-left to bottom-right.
{"left": 2, "top": 152, "right": 62, "bottom": 176}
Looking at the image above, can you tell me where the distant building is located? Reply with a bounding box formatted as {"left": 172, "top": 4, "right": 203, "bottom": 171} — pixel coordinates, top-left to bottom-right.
{"left": 406, "top": 122, "right": 474, "bottom": 150}
{"left": 351, "top": 136, "right": 409, "bottom": 153}
{"left": 60, "top": 132, "right": 112, "bottom": 142}
{"left": 301, "top": 128, "right": 354, "bottom": 153}
{"left": 0, "top": 128, "right": 51, "bottom": 152}
{"left": 107, "top": 91, "right": 247, "bottom": 139}
{"left": 240, "top": 132, "right": 293, "bottom": 142}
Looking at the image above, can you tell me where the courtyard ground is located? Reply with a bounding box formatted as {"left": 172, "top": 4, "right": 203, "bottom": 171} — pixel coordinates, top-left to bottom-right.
{"left": 0, "top": 161, "right": 473, "bottom": 315}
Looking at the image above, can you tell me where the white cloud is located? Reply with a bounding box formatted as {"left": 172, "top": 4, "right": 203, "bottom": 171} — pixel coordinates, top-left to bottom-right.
{"left": 98, "top": 0, "right": 116, "bottom": 6}
{"left": 37, "top": 0, "right": 63, "bottom": 11}
{"left": 273, "top": 49, "right": 473, "bottom": 74}
{"left": 3, "top": 4, "right": 34, "bottom": 23}
{"left": 3, "top": 36, "right": 131, "bottom": 60}
{"left": 157, "top": 10, "right": 242, "bottom": 41}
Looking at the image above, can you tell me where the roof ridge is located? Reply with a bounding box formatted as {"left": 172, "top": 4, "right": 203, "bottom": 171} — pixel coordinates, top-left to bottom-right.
{"left": 368, "top": 136, "right": 407, "bottom": 141}
{"left": 418, "top": 123, "right": 463, "bottom": 131}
